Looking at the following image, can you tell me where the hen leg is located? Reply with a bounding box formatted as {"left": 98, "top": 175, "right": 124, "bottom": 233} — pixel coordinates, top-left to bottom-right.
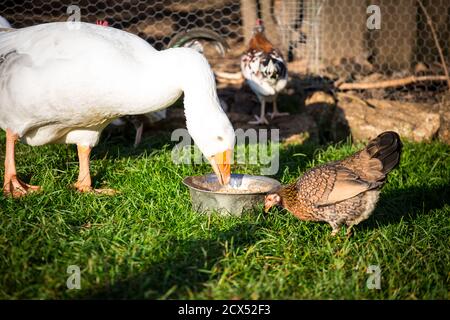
{"left": 329, "top": 220, "right": 343, "bottom": 236}
{"left": 133, "top": 120, "right": 144, "bottom": 148}
{"left": 3, "top": 129, "right": 41, "bottom": 198}
{"left": 74, "top": 144, "right": 116, "bottom": 195}
{"left": 268, "top": 100, "right": 289, "bottom": 119}
{"left": 129, "top": 116, "right": 144, "bottom": 148}
{"left": 249, "top": 99, "right": 269, "bottom": 125}
{"left": 330, "top": 227, "right": 341, "bottom": 237}
{"left": 345, "top": 225, "right": 354, "bottom": 238}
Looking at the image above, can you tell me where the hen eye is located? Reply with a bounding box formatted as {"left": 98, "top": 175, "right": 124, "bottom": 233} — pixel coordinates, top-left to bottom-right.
{"left": 217, "top": 136, "right": 224, "bottom": 141}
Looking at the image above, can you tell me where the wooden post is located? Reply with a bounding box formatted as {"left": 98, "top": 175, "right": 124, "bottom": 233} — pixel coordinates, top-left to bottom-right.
{"left": 273, "top": 0, "right": 303, "bottom": 60}
{"left": 415, "top": 0, "right": 450, "bottom": 66}
{"left": 259, "top": 0, "right": 284, "bottom": 50}
{"left": 370, "top": 0, "right": 417, "bottom": 71}
{"left": 240, "top": 0, "right": 258, "bottom": 45}
{"left": 315, "top": 0, "right": 367, "bottom": 69}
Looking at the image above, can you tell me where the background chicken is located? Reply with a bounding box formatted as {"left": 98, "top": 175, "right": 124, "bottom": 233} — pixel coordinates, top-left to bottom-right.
{"left": 241, "top": 19, "right": 288, "bottom": 125}
{"left": 265, "top": 131, "right": 402, "bottom": 236}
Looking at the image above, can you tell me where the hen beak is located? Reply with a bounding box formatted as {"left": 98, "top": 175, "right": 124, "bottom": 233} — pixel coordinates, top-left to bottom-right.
{"left": 264, "top": 203, "right": 271, "bottom": 213}
{"left": 209, "top": 149, "right": 232, "bottom": 185}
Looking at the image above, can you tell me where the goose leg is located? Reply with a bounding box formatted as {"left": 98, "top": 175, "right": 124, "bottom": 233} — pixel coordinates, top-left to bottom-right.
{"left": 74, "top": 145, "right": 92, "bottom": 192}
{"left": 249, "top": 99, "right": 269, "bottom": 125}
{"left": 268, "top": 100, "right": 289, "bottom": 119}
{"left": 3, "top": 129, "right": 41, "bottom": 198}
{"left": 74, "top": 144, "right": 116, "bottom": 195}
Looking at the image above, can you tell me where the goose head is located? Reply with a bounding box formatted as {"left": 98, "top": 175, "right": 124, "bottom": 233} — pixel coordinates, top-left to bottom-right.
{"left": 186, "top": 107, "right": 235, "bottom": 185}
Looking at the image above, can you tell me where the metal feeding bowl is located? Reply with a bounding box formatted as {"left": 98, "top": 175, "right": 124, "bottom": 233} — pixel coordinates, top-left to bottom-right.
{"left": 182, "top": 174, "right": 281, "bottom": 216}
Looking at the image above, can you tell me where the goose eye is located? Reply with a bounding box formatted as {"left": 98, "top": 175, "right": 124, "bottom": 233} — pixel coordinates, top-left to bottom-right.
{"left": 217, "top": 136, "right": 224, "bottom": 141}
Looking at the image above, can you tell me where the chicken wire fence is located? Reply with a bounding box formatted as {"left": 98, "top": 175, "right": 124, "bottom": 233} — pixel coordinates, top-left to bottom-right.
{"left": 1, "top": 0, "right": 449, "bottom": 100}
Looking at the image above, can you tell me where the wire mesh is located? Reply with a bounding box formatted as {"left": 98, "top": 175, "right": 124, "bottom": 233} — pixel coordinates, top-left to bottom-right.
{"left": 0, "top": 0, "right": 449, "bottom": 101}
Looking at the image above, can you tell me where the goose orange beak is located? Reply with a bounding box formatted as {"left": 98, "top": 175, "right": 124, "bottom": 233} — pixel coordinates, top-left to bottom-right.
{"left": 209, "top": 149, "right": 232, "bottom": 185}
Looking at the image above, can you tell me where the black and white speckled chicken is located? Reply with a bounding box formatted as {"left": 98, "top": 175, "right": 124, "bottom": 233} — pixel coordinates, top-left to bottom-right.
{"left": 264, "top": 131, "right": 403, "bottom": 236}
{"left": 241, "top": 19, "right": 288, "bottom": 125}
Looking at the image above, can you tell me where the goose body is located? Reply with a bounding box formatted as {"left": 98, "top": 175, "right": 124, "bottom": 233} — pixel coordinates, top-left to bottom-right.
{"left": 1, "top": 22, "right": 186, "bottom": 146}
{"left": 103, "top": 24, "right": 230, "bottom": 147}
{"left": 1, "top": 22, "right": 234, "bottom": 196}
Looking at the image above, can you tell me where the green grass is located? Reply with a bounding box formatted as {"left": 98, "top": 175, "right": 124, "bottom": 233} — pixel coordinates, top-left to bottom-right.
{"left": 0, "top": 130, "right": 449, "bottom": 299}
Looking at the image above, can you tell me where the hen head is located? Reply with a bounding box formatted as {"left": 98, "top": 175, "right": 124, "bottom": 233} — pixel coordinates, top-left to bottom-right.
{"left": 264, "top": 193, "right": 281, "bottom": 212}
{"left": 254, "top": 18, "right": 265, "bottom": 34}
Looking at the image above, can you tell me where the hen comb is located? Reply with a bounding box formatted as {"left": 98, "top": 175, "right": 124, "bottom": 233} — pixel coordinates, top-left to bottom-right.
{"left": 96, "top": 20, "right": 109, "bottom": 27}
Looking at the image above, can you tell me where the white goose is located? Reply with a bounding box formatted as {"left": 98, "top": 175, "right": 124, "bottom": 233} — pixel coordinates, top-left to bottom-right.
{"left": 0, "top": 22, "right": 235, "bottom": 197}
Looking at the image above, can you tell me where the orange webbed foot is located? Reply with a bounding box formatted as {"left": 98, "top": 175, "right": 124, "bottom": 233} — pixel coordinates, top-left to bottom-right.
{"left": 3, "top": 175, "right": 41, "bottom": 198}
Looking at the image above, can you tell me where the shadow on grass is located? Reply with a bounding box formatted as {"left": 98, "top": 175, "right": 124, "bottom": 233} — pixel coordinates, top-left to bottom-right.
{"left": 81, "top": 221, "right": 261, "bottom": 299}
{"left": 275, "top": 142, "right": 325, "bottom": 180}
{"left": 358, "top": 184, "right": 450, "bottom": 231}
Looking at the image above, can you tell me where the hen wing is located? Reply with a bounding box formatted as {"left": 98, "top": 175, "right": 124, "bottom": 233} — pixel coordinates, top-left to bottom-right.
{"left": 294, "top": 163, "right": 383, "bottom": 207}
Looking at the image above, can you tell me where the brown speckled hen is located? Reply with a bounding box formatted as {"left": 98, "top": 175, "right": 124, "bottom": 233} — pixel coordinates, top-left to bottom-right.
{"left": 265, "top": 131, "right": 402, "bottom": 236}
